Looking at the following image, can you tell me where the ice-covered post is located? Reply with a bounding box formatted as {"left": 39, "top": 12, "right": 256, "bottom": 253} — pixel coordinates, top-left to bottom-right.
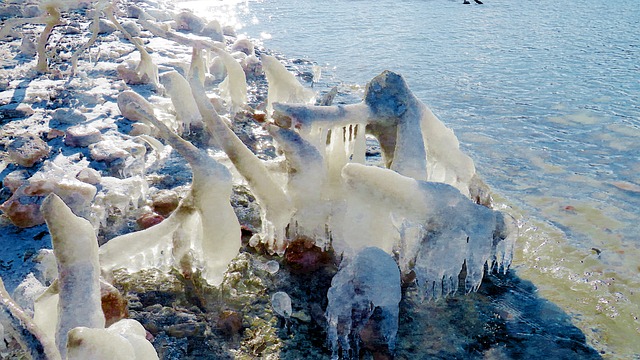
{"left": 41, "top": 194, "right": 105, "bottom": 358}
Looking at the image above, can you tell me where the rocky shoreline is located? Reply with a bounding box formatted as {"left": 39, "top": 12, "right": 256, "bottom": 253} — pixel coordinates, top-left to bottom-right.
{"left": 1, "top": 0, "right": 601, "bottom": 359}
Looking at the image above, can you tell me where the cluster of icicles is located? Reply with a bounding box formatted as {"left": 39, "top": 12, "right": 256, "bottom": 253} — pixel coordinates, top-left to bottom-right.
{"left": 0, "top": 0, "right": 516, "bottom": 358}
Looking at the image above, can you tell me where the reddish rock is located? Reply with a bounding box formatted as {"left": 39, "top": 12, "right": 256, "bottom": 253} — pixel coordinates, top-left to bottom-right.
{"left": 64, "top": 125, "right": 102, "bottom": 147}
{"left": 0, "top": 196, "right": 45, "bottom": 228}
{"left": 137, "top": 212, "right": 165, "bottom": 229}
{"left": 7, "top": 136, "right": 50, "bottom": 167}
{"left": 151, "top": 190, "right": 180, "bottom": 217}
{"left": 3, "top": 170, "right": 29, "bottom": 193}
{"left": 100, "top": 280, "right": 129, "bottom": 327}
{"left": 284, "top": 237, "right": 331, "bottom": 273}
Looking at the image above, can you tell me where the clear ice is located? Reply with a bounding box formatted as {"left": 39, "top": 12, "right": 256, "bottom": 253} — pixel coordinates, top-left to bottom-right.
{"left": 326, "top": 247, "right": 401, "bottom": 359}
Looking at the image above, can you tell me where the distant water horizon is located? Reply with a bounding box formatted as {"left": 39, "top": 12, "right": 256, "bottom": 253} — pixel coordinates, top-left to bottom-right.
{"left": 180, "top": 0, "right": 640, "bottom": 356}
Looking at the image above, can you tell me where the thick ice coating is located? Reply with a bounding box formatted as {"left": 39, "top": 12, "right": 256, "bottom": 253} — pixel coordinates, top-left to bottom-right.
{"left": 262, "top": 54, "right": 315, "bottom": 114}
{"left": 272, "top": 70, "right": 477, "bottom": 197}
{"left": 326, "top": 247, "right": 401, "bottom": 359}
{"left": 342, "top": 163, "right": 516, "bottom": 299}
{"left": 101, "top": 91, "right": 241, "bottom": 286}
{"left": 41, "top": 194, "right": 105, "bottom": 358}
{"left": 66, "top": 319, "right": 158, "bottom": 360}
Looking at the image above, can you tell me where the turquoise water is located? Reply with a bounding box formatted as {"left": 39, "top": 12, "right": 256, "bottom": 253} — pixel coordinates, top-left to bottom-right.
{"left": 183, "top": 0, "right": 640, "bottom": 356}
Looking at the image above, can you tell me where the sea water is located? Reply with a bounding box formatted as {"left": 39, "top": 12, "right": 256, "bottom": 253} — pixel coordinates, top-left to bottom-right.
{"left": 180, "top": 0, "right": 640, "bottom": 356}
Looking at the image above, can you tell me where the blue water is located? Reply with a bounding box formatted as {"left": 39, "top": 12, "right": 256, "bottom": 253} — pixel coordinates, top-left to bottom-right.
{"left": 184, "top": 0, "right": 640, "bottom": 355}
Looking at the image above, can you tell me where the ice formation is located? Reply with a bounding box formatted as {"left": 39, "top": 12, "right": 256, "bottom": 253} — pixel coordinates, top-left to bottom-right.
{"left": 212, "top": 47, "right": 248, "bottom": 112}
{"left": 273, "top": 70, "right": 477, "bottom": 197}
{"left": 159, "top": 70, "right": 203, "bottom": 131}
{"left": 100, "top": 91, "right": 241, "bottom": 286}
{"left": 41, "top": 194, "right": 105, "bottom": 358}
{"left": 66, "top": 319, "right": 158, "bottom": 360}
{"left": 262, "top": 54, "right": 316, "bottom": 114}
{"left": 271, "top": 291, "right": 292, "bottom": 319}
{"left": 326, "top": 247, "right": 401, "bottom": 359}
{"left": 342, "top": 163, "right": 515, "bottom": 299}
{"left": 189, "top": 76, "right": 294, "bottom": 253}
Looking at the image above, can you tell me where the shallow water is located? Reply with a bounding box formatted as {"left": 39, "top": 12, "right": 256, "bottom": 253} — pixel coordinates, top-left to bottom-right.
{"left": 180, "top": 0, "right": 640, "bottom": 356}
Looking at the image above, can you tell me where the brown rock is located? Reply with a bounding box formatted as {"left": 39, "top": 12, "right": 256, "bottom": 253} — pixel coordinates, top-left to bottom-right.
{"left": 284, "top": 237, "right": 331, "bottom": 273}
{"left": 100, "top": 280, "right": 129, "bottom": 327}
{"left": 7, "top": 136, "right": 50, "bottom": 167}
{"left": 0, "top": 103, "right": 34, "bottom": 120}
{"left": 0, "top": 196, "right": 45, "bottom": 228}
{"left": 3, "top": 170, "right": 29, "bottom": 193}
{"left": 151, "top": 190, "right": 179, "bottom": 217}
{"left": 64, "top": 125, "right": 102, "bottom": 147}
{"left": 217, "top": 310, "right": 243, "bottom": 336}
{"left": 47, "top": 129, "right": 65, "bottom": 140}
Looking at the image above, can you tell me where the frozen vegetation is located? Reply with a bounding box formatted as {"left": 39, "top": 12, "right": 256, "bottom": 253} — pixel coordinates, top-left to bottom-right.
{"left": 0, "top": 0, "right": 543, "bottom": 358}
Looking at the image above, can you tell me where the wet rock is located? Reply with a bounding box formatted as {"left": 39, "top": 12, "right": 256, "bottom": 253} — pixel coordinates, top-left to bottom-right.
{"left": 7, "top": 136, "right": 50, "bottom": 167}
{"left": 136, "top": 212, "right": 164, "bottom": 229}
{"left": 0, "top": 103, "right": 34, "bottom": 120}
{"left": 284, "top": 237, "right": 331, "bottom": 273}
{"left": 76, "top": 168, "right": 102, "bottom": 185}
{"left": 101, "top": 280, "right": 129, "bottom": 327}
{"left": 51, "top": 108, "right": 87, "bottom": 125}
{"left": 64, "top": 125, "right": 102, "bottom": 147}
{"left": 151, "top": 190, "right": 179, "bottom": 217}
{"left": 217, "top": 310, "right": 243, "bottom": 336}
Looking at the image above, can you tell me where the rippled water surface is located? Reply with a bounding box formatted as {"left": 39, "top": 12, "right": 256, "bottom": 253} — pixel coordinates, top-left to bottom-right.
{"left": 184, "top": 0, "right": 640, "bottom": 356}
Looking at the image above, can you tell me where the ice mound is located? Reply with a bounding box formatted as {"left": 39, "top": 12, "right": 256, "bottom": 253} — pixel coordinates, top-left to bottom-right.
{"left": 342, "top": 163, "right": 516, "bottom": 299}
{"left": 326, "top": 247, "right": 401, "bottom": 359}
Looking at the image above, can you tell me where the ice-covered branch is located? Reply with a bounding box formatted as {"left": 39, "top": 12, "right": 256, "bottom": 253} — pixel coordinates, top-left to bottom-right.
{"left": 104, "top": 90, "right": 241, "bottom": 285}
{"left": 189, "top": 77, "right": 293, "bottom": 253}
{"left": 0, "top": 277, "right": 61, "bottom": 360}
{"left": 40, "top": 194, "right": 105, "bottom": 358}
{"left": 273, "top": 70, "right": 477, "bottom": 196}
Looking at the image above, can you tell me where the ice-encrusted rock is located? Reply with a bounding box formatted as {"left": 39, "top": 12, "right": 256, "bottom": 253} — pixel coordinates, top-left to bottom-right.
{"left": 7, "top": 135, "right": 49, "bottom": 167}
{"left": 326, "top": 247, "right": 401, "bottom": 359}
{"left": 64, "top": 125, "right": 102, "bottom": 147}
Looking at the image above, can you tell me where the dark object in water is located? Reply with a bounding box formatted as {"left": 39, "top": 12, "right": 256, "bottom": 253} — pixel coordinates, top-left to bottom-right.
{"left": 475, "top": 0, "right": 484, "bottom": 4}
